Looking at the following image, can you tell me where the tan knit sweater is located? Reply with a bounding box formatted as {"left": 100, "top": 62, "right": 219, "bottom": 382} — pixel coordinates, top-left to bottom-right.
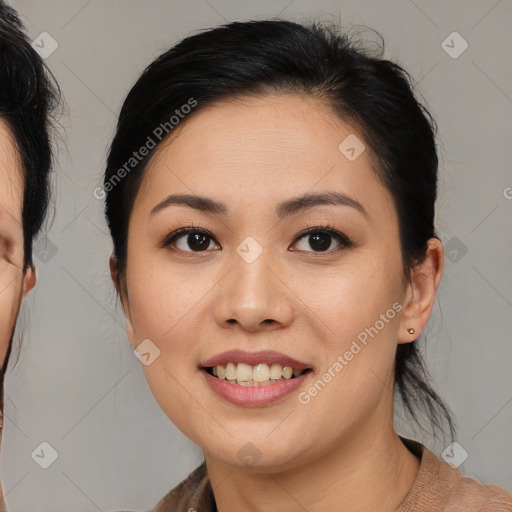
{"left": 151, "top": 437, "right": 512, "bottom": 511}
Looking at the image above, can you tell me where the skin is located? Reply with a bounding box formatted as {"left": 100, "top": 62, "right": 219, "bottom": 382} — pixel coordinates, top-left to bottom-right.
{"left": 0, "top": 119, "right": 35, "bottom": 369}
{"left": 111, "top": 93, "right": 444, "bottom": 512}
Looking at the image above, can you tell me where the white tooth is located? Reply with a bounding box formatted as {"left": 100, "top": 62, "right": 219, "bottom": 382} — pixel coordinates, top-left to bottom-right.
{"left": 212, "top": 366, "right": 218, "bottom": 377}
{"left": 236, "top": 363, "right": 253, "bottom": 382}
{"left": 220, "top": 362, "right": 304, "bottom": 384}
{"left": 269, "top": 363, "right": 283, "bottom": 380}
{"left": 253, "top": 363, "right": 270, "bottom": 382}
{"left": 225, "top": 362, "right": 237, "bottom": 380}
{"left": 228, "top": 376, "right": 291, "bottom": 386}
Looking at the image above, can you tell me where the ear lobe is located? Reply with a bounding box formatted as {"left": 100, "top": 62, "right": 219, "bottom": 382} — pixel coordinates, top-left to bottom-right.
{"left": 397, "top": 238, "right": 444, "bottom": 344}
{"left": 22, "top": 265, "right": 37, "bottom": 298}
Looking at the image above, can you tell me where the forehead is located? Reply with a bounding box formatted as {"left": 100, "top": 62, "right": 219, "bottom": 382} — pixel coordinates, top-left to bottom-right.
{"left": 0, "top": 119, "right": 24, "bottom": 224}
{"left": 150, "top": 94, "right": 358, "bottom": 169}
{"left": 135, "top": 93, "right": 395, "bottom": 224}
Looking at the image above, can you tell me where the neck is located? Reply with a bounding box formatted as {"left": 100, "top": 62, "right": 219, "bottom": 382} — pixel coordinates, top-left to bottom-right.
{"left": 205, "top": 412, "right": 420, "bottom": 512}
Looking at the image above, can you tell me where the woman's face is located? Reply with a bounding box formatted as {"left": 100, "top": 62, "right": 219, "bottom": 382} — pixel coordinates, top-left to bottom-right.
{"left": 0, "top": 120, "right": 34, "bottom": 367}
{"left": 118, "top": 94, "right": 432, "bottom": 471}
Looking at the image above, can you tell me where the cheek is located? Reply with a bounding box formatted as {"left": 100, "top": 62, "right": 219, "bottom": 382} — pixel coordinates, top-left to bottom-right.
{"left": 306, "top": 251, "right": 403, "bottom": 343}
{"left": 302, "top": 252, "right": 403, "bottom": 400}
{"left": 127, "top": 262, "right": 198, "bottom": 334}
{"left": 124, "top": 255, "right": 208, "bottom": 377}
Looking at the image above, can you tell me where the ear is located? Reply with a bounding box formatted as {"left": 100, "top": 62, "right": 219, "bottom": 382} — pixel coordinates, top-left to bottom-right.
{"left": 397, "top": 237, "right": 444, "bottom": 344}
{"left": 109, "top": 253, "right": 137, "bottom": 350}
{"left": 109, "top": 253, "right": 120, "bottom": 294}
{"left": 22, "top": 265, "right": 37, "bottom": 298}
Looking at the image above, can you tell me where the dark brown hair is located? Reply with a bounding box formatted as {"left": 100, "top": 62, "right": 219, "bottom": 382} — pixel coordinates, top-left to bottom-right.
{"left": 0, "top": 1, "right": 59, "bottom": 411}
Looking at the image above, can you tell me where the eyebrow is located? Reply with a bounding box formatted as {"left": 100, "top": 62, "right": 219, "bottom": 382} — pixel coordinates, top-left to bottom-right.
{"left": 151, "top": 191, "right": 368, "bottom": 220}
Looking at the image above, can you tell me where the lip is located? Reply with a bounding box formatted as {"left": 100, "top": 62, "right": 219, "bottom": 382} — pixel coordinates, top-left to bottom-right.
{"left": 200, "top": 350, "right": 313, "bottom": 371}
{"left": 201, "top": 368, "right": 312, "bottom": 407}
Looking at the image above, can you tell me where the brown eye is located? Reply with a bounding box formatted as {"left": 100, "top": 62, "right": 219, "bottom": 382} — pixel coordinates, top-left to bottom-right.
{"left": 291, "top": 226, "right": 354, "bottom": 253}
{"left": 162, "top": 228, "right": 219, "bottom": 252}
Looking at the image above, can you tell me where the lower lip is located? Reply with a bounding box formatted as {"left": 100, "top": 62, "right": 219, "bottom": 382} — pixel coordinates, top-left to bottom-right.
{"left": 201, "top": 369, "right": 311, "bottom": 407}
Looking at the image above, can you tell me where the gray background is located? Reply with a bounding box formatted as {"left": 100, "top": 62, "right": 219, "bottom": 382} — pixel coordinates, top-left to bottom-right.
{"left": 1, "top": 0, "right": 511, "bottom": 510}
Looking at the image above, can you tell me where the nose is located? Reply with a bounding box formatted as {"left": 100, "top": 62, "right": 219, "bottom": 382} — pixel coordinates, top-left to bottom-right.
{"left": 213, "top": 242, "right": 294, "bottom": 333}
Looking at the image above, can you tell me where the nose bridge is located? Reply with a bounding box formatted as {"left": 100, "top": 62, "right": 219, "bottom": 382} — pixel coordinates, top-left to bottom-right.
{"left": 232, "top": 234, "right": 276, "bottom": 302}
{"left": 213, "top": 233, "right": 294, "bottom": 330}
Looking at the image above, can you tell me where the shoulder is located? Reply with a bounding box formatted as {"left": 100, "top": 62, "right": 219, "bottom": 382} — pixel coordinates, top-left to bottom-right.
{"left": 443, "top": 470, "right": 512, "bottom": 511}
{"left": 150, "top": 461, "right": 215, "bottom": 512}
{"left": 397, "top": 438, "right": 512, "bottom": 511}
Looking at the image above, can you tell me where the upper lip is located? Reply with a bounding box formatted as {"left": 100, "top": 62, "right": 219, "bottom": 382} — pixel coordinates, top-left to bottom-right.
{"left": 200, "top": 350, "right": 313, "bottom": 371}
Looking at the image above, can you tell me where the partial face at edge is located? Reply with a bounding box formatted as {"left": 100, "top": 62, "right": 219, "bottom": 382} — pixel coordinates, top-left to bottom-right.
{"left": 0, "top": 120, "right": 34, "bottom": 367}
{"left": 117, "top": 93, "right": 431, "bottom": 471}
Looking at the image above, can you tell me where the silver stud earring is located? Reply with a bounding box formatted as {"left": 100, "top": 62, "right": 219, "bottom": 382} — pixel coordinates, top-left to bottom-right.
{"left": 408, "top": 328, "right": 415, "bottom": 334}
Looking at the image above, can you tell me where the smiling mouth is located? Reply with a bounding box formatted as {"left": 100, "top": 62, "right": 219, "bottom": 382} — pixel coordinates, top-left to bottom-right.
{"left": 204, "top": 362, "right": 313, "bottom": 386}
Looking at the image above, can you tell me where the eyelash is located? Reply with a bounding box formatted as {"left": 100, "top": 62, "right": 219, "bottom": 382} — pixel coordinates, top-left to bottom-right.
{"left": 160, "top": 223, "right": 356, "bottom": 255}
